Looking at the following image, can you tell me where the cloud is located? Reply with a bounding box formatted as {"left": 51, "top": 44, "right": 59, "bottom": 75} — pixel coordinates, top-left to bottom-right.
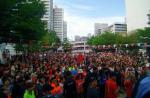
{"left": 64, "top": 12, "right": 125, "bottom": 40}
{"left": 69, "top": 4, "right": 94, "bottom": 11}
{"left": 54, "top": 0, "right": 94, "bottom": 11}
{"left": 54, "top": 0, "right": 125, "bottom": 40}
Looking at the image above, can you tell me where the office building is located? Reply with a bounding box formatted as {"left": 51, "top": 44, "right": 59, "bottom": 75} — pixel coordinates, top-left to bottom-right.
{"left": 75, "top": 36, "right": 81, "bottom": 41}
{"left": 75, "top": 36, "right": 89, "bottom": 42}
{"left": 41, "top": 0, "right": 53, "bottom": 30}
{"left": 53, "top": 7, "right": 64, "bottom": 42}
{"left": 125, "top": 0, "right": 150, "bottom": 32}
{"left": 87, "top": 33, "right": 92, "bottom": 38}
{"left": 108, "top": 23, "right": 127, "bottom": 36}
{"left": 94, "top": 23, "right": 108, "bottom": 35}
{"left": 71, "top": 41, "right": 92, "bottom": 53}
{"left": 63, "top": 21, "right": 67, "bottom": 40}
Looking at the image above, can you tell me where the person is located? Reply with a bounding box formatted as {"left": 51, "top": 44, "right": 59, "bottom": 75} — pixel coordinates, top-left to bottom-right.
{"left": 115, "top": 66, "right": 122, "bottom": 89}
{"left": 36, "top": 79, "right": 43, "bottom": 98}
{"left": 135, "top": 76, "right": 150, "bottom": 98}
{"left": 98, "top": 69, "right": 106, "bottom": 98}
{"left": 105, "top": 72, "right": 118, "bottom": 98}
{"left": 0, "top": 88, "right": 8, "bottom": 98}
{"left": 124, "top": 75, "right": 133, "bottom": 98}
{"left": 11, "top": 77, "right": 25, "bottom": 98}
{"left": 63, "top": 71, "right": 77, "bottom": 98}
{"left": 132, "top": 67, "right": 148, "bottom": 98}
{"left": 23, "top": 80, "right": 35, "bottom": 98}
{"left": 87, "top": 79, "right": 99, "bottom": 98}
{"left": 76, "top": 73, "right": 84, "bottom": 98}
{"left": 83, "top": 67, "right": 98, "bottom": 98}
{"left": 51, "top": 80, "right": 63, "bottom": 98}
{"left": 135, "top": 69, "right": 150, "bottom": 98}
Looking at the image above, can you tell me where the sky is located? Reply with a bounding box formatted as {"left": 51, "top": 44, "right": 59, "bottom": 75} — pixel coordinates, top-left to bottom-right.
{"left": 54, "top": 0, "right": 126, "bottom": 40}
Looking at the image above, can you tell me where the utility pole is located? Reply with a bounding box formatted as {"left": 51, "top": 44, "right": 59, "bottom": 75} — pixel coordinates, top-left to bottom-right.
{"left": 148, "top": 10, "right": 150, "bottom": 25}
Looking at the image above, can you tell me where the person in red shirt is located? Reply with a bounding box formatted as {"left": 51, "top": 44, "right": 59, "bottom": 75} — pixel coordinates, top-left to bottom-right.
{"left": 51, "top": 81, "right": 63, "bottom": 96}
{"left": 76, "top": 74, "right": 84, "bottom": 98}
{"left": 105, "top": 72, "right": 118, "bottom": 98}
{"left": 77, "top": 53, "right": 84, "bottom": 65}
{"left": 124, "top": 74, "right": 133, "bottom": 98}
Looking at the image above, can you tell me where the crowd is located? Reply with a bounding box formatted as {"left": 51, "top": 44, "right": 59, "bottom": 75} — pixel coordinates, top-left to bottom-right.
{"left": 0, "top": 51, "right": 150, "bottom": 98}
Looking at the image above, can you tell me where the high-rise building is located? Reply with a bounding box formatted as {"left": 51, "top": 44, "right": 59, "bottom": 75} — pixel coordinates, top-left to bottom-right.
{"left": 75, "top": 36, "right": 81, "bottom": 41}
{"left": 125, "top": 0, "right": 150, "bottom": 32}
{"left": 53, "top": 7, "right": 64, "bottom": 42}
{"left": 108, "top": 23, "right": 127, "bottom": 36}
{"left": 63, "top": 21, "right": 67, "bottom": 40}
{"left": 87, "top": 33, "right": 92, "bottom": 38}
{"left": 41, "top": 0, "right": 53, "bottom": 30}
{"left": 74, "top": 36, "right": 88, "bottom": 42}
{"left": 94, "top": 23, "right": 108, "bottom": 35}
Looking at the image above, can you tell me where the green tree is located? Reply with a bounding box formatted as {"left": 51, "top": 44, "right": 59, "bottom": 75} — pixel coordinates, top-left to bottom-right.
{"left": 62, "top": 38, "right": 71, "bottom": 52}
{"left": 115, "top": 34, "right": 126, "bottom": 45}
{"left": 136, "top": 28, "right": 150, "bottom": 44}
{"left": 14, "top": 0, "right": 46, "bottom": 43}
{"left": 42, "top": 31, "right": 60, "bottom": 47}
{"left": 87, "top": 32, "right": 116, "bottom": 45}
{"left": 0, "top": 0, "right": 17, "bottom": 42}
{"left": 0, "top": 0, "right": 46, "bottom": 44}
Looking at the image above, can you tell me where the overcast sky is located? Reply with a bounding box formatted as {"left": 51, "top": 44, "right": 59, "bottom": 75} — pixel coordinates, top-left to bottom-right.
{"left": 54, "top": 0, "right": 126, "bottom": 40}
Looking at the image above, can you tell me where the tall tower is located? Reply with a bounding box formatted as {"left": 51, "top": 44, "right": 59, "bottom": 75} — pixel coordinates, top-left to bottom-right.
{"left": 63, "top": 21, "right": 67, "bottom": 40}
{"left": 53, "top": 7, "right": 64, "bottom": 42}
{"left": 125, "top": 0, "right": 150, "bottom": 32}
{"left": 94, "top": 23, "right": 108, "bottom": 35}
{"left": 41, "top": 0, "right": 53, "bottom": 31}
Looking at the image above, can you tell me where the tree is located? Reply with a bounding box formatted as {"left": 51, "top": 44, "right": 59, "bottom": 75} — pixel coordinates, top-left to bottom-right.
{"left": 100, "top": 32, "right": 116, "bottom": 45}
{"left": 87, "top": 32, "right": 116, "bottom": 45}
{"left": 0, "top": 0, "right": 17, "bottom": 42}
{"left": 42, "top": 31, "right": 60, "bottom": 47}
{"left": 0, "top": 0, "right": 46, "bottom": 43}
{"left": 136, "top": 28, "right": 150, "bottom": 44}
{"left": 14, "top": 0, "right": 46, "bottom": 43}
{"left": 62, "top": 38, "right": 71, "bottom": 52}
{"left": 87, "top": 31, "right": 140, "bottom": 46}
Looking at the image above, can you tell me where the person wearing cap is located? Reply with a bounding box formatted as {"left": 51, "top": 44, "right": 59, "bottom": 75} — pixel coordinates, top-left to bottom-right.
{"left": 83, "top": 66, "right": 98, "bottom": 98}
{"left": 63, "top": 71, "right": 77, "bottom": 98}
{"left": 87, "top": 79, "right": 99, "bottom": 98}
{"left": 105, "top": 72, "right": 118, "bottom": 98}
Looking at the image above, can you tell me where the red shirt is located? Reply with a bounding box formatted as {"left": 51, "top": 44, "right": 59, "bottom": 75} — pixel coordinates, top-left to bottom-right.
{"left": 76, "top": 79, "right": 84, "bottom": 93}
{"left": 45, "top": 63, "right": 49, "bottom": 68}
{"left": 77, "top": 54, "right": 84, "bottom": 64}
{"left": 106, "top": 79, "right": 118, "bottom": 98}
{"left": 124, "top": 79, "right": 132, "bottom": 98}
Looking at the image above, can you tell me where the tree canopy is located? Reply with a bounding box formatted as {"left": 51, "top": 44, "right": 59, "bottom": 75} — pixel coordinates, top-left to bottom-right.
{"left": 87, "top": 28, "right": 150, "bottom": 46}
{"left": 62, "top": 38, "right": 72, "bottom": 52}
{"left": 135, "top": 28, "right": 150, "bottom": 44}
{"left": 42, "top": 31, "right": 60, "bottom": 47}
{"left": 0, "top": 0, "right": 46, "bottom": 43}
